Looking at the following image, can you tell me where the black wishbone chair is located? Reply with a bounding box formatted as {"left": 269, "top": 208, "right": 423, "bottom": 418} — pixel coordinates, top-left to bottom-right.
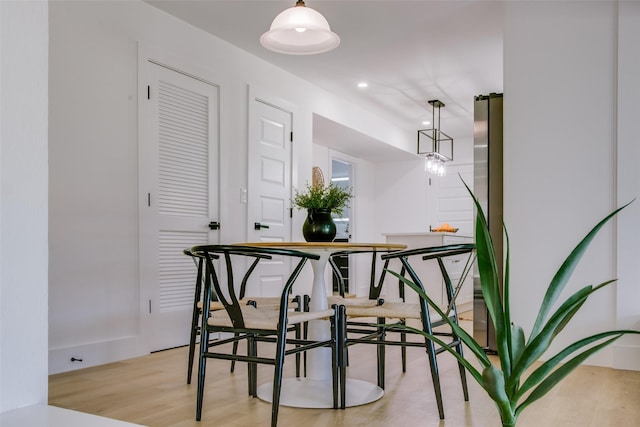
{"left": 184, "top": 249, "right": 304, "bottom": 384}
{"left": 185, "top": 248, "right": 210, "bottom": 385}
{"left": 332, "top": 244, "right": 475, "bottom": 419}
{"left": 191, "top": 245, "right": 342, "bottom": 427}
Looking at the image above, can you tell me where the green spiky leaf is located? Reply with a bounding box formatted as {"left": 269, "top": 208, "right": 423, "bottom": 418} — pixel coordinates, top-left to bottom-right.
{"left": 529, "top": 201, "right": 633, "bottom": 340}
{"left": 384, "top": 179, "right": 636, "bottom": 427}
{"left": 516, "top": 335, "right": 623, "bottom": 415}
{"left": 463, "top": 180, "right": 511, "bottom": 374}
{"left": 515, "top": 330, "right": 640, "bottom": 402}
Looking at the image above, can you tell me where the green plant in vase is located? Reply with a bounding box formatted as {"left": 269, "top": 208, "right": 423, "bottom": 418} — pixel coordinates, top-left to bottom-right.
{"left": 389, "top": 182, "right": 638, "bottom": 427}
{"left": 292, "top": 182, "right": 352, "bottom": 242}
{"left": 292, "top": 182, "right": 352, "bottom": 216}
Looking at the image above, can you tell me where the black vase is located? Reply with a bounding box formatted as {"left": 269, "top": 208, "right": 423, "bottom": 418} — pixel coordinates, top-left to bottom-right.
{"left": 302, "top": 208, "right": 336, "bottom": 242}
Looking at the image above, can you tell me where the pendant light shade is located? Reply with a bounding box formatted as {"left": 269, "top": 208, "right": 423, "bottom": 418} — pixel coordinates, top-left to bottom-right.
{"left": 418, "top": 100, "right": 454, "bottom": 176}
{"left": 260, "top": 1, "right": 340, "bottom": 55}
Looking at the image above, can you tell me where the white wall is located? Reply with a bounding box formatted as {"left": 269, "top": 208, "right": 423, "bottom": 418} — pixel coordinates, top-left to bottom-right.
{"left": 373, "top": 1, "right": 640, "bottom": 371}
{"left": 504, "top": 1, "right": 639, "bottom": 369}
{"left": 1, "top": 2, "right": 637, "bottom": 412}
{"left": 375, "top": 136, "right": 474, "bottom": 237}
{"left": 39, "top": 0, "right": 640, "bottom": 379}
{"left": 48, "top": 0, "right": 412, "bottom": 373}
{"left": 615, "top": 0, "right": 640, "bottom": 370}
{"left": 0, "top": 0, "right": 49, "bottom": 413}
{"left": 376, "top": 159, "right": 430, "bottom": 235}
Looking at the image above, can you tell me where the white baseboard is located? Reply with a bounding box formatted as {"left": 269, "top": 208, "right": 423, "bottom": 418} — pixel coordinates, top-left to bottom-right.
{"left": 567, "top": 344, "right": 640, "bottom": 371}
{"left": 49, "top": 336, "right": 147, "bottom": 375}
{"left": 613, "top": 343, "right": 640, "bottom": 371}
{"left": 457, "top": 301, "right": 473, "bottom": 315}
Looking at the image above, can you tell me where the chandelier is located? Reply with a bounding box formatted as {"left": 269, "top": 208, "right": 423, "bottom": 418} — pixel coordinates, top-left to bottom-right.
{"left": 260, "top": 0, "right": 340, "bottom": 55}
{"left": 417, "top": 100, "right": 454, "bottom": 176}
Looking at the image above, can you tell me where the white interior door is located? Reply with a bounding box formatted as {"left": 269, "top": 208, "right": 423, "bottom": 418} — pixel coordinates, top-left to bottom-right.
{"left": 139, "top": 61, "right": 219, "bottom": 351}
{"left": 247, "top": 97, "right": 293, "bottom": 297}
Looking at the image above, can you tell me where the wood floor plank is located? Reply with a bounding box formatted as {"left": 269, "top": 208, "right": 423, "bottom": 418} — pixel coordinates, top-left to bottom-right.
{"left": 49, "top": 335, "right": 640, "bottom": 427}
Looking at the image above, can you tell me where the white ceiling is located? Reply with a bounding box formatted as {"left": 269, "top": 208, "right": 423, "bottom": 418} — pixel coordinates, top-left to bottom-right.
{"left": 146, "top": 0, "right": 504, "bottom": 161}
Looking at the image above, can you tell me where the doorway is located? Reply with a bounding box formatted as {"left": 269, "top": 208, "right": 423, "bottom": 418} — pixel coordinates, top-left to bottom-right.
{"left": 138, "top": 60, "right": 220, "bottom": 351}
{"left": 246, "top": 93, "right": 294, "bottom": 297}
{"left": 330, "top": 157, "right": 354, "bottom": 294}
{"left": 330, "top": 158, "right": 354, "bottom": 240}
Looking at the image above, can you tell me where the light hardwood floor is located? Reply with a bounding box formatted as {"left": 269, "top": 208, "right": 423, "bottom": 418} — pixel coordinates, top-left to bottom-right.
{"left": 49, "top": 328, "right": 640, "bottom": 427}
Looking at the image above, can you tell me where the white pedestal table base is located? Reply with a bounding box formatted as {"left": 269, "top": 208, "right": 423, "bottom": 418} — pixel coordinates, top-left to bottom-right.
{"left": 256, "top": 377, "right": 384, "bottom": 408}
{"left": 240, "top": 242, "right": 405, "bottom": 411}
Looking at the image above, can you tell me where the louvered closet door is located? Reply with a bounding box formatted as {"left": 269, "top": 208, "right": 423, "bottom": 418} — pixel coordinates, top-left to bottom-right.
{"left": 139, "top": 62, "right": 219, "bottom": 351}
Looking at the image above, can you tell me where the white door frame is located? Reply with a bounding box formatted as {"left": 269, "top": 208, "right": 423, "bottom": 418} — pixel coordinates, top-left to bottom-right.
{"left": 245, "top": 86, "right": 299, "bottom": 297}
{"left": 246, "top": 86, "right": 298, "bottom": 242}
{"left": 137, "top": 43, "right": 222, "bottom": 352}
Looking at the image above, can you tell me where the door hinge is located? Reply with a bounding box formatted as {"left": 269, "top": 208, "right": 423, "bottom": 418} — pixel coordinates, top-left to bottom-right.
{"left": 147, "top": 192, "right": 151, "bottom": 207}
{"left": 429, "top": 177, "right": 432, "bottom": 186}
{"left": 290, "top": 208, "right": 293, "bottom": 218}
{"left": 290, "top": 131, "right": 293, "bottom": 142}
{"left": 148, "top": 299, "right": 152, "bottom": 314}
{"left": 147, "top": 85, "right": 150, "bottom": 100}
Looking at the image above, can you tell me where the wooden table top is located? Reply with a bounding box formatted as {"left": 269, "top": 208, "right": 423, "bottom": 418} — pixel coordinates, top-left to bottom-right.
{"left": 234, "top": 242, "right": 407, "bottom": 251}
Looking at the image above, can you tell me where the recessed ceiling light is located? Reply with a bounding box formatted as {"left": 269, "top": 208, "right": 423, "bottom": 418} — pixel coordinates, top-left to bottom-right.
{"left": 357, "top": 82, "right": 368, "bottom": 88}
{"left": 422, "top": 120, "right": 431, "bottom": 126}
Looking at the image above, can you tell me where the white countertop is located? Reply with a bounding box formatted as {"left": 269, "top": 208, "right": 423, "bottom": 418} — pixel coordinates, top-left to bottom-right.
{"left": 382, "top": 231, "right": 472, "bottom": 238}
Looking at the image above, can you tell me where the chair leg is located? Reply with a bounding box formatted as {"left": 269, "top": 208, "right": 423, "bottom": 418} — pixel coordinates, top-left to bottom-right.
{"left": 343, "top": 319, "right": 350, "bottom": 368}
{"left": 330, "top": 306, "right": 339, "bottom": 410}
{"left": 187, "top": 308, "right": 200, "bottom": 384}
{"left": 188, "top": 255, "right": 204, "bottom": 385}
{"left": 303, "top": 295, "right": 310, "bottom": 377}
{"left": 338, "top": 305, "right": 347, "bottom": 409}
{"left": 271, "top": 325, "right": 288, "bottom": 427}
{"left": 424, "top": 337, "right": 445, "bottom": 419}
{"left": 247, "top": 335, "right": 257, "bottom": 397}
{"left": 458, "top": 355, "right": 469, "bottom": 401}
{"left": 195, "top": 329, "right": 208, "bottom": 421}
{"left": 230, "top": 333, "right": 240, "bottom": 373}
{"left": 295, "top": 324, "right": 301, "bottom": 378}
{"left": 454, "top": 337, "right": 469, "bottom": 401}
{"left": 400, "top": 329, "right": 407, "bottom": 373}
{"left": 294, "top": 295, "right": 302, "bottom": 378}
{"left": 376, "top": 317, "right": 386, "bottom": 390}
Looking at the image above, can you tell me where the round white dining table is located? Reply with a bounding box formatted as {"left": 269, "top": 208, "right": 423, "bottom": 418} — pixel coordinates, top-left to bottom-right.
{"left": 237, "top": 242, "right": 406, "bottom": 409}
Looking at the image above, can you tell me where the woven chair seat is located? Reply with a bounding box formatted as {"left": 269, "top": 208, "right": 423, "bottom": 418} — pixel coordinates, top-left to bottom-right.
{"left": 328, "top": 295, "right": 406, "bottom": 306}
{"left": 347, "top": 301, "right": 443, "bottom": 321}
{"left": 328, "top": 295, "right": 436, "bottom": 319}
{"left": 328, "top": 295, "right": 377, "bottom": 308}
{"left": 331, "top": 299, "right": 444, "bottom": 324}
{"left": 197, "top": 296, "right": 299, "bottom": 311}
{"left": 208, "top": 305, "right": 334, "bottom": 330}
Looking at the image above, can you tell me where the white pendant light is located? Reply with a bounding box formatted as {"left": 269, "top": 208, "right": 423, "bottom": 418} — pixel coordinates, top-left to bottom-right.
{"left": 260, "top": 0, "right": 340, "bottom": 55}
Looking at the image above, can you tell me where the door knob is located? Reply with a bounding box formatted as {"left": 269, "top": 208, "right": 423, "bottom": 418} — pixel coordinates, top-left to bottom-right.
{"left": 208, "top": 221, "right": 220, "bottom": 230}
{"left": 254, "top": 222, "right": 270, "bottom": 230}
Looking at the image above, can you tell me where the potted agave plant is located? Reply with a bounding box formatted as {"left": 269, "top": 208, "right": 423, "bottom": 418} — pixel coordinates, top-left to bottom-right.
{"left": 292, "top": 182, "right": 352, "bottom": 242}
{"left": 390, "top": 182, "right": 639, "bottom": 427}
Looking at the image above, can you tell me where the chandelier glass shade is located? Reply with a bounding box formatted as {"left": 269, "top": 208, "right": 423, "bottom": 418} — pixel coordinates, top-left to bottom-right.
{"left": 418, "top": 100, "right": 453, "bottom": 176}
{"left": 260, "top": 0, "right": 340, "bottom": 55}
